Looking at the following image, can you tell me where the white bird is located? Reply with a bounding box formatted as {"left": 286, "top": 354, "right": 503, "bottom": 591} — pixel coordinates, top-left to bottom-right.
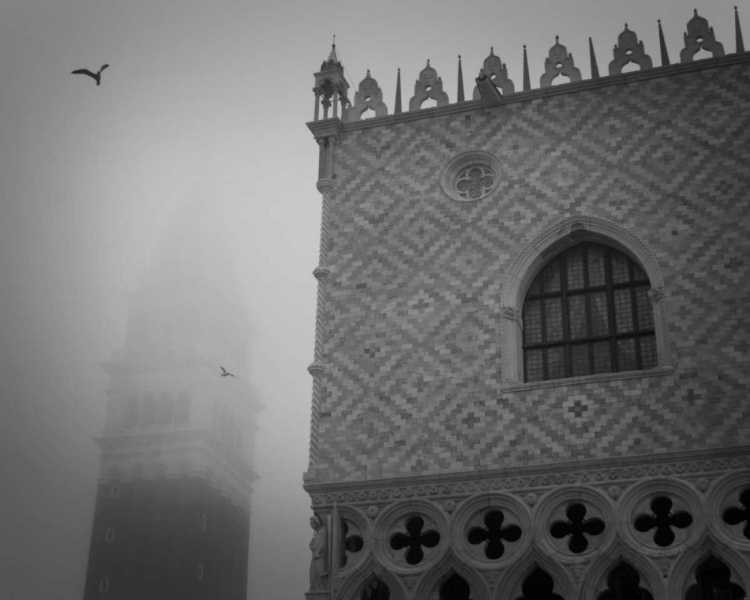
{"left": 71, "top": 64, "right": 109, "bottom": 86}
{"left": 220, "top": 367, "right": 237, "bottom": 379}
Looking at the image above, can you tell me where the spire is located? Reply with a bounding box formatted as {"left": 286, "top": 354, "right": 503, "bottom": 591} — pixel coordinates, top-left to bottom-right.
{"left": 658, "top": 19, "right": 671, "bottom": 65}
{"left": 523, "top": 45, "right": 531, "bottom": 91}
{"left": 327, "top": 40, "right": 339, "bottom": 64}
{"left": 736, "top": 6, "right": 746, "bottom": 53}
{"left": 395, "top": 68, "right": 402, "bottom": 114}
{"left": 589, "top": 37, "right": 600, "bottom": 79}
{"left": 457, "top": 55, "right": 465, "bottom": 102}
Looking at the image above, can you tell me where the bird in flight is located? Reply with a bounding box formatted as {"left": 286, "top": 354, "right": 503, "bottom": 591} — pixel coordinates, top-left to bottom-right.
{"left": 71, "top": 64, "right": 109, "bottom": 86}
{"left": 220, "top": 367, "right": 237, "bottom": 379}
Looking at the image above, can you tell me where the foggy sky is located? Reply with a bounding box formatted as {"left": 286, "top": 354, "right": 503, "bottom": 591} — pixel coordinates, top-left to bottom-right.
{"left": 0, "top": 1, "right": 743, "bottom": 598}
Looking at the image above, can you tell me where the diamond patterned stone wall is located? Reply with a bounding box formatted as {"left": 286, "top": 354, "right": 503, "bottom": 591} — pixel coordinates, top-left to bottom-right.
{"left": 311, "top": 59, "right": 750, "bottom": 484}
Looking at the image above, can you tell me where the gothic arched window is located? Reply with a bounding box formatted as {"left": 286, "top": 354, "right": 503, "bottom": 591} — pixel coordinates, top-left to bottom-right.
{"left": 523, "top": 242, "right": 657, "bottom": 382}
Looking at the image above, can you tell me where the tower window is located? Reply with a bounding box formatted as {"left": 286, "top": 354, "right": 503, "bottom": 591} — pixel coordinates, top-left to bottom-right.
{"left": 109, "top": 483, "right": 119, "bottom": 498}
{"left": 104, "top": 527, "right": 115, "bottom": 543}
{"left": 99, "top": 578, "right": 109, "bottom": 593}
{"left": 197, "top": 564, "right": 204, "bottom": 580}
{"left": 523, "top": 242, "right": 657, "bottom": 382}
{"left": 200, "top": 514, "right": 208, "bottom": 531}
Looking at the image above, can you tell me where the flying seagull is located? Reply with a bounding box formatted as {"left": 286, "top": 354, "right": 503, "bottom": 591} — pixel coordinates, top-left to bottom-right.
{"left": 71, "top": 64, "right": 109, "bottom": 86}
{"left": 220, "top": 367, "right": 237, "bottom": 379}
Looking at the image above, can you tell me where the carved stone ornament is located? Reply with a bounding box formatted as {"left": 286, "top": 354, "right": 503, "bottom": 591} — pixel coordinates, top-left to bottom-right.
{"left": 472, "top": 47, "right": 515, "bottom": 99}
{"left": 680, "top": 9, "right": 725, "bottom": 63}
{"left": 647, "top": 286, "right": 664, "bottom": 303}
{"left": 540, "top": 37, "right": 582, "bottom": 87}
{"left": 442, "top": 499, "right": 457, "bottom": 513}
{"left": 366, "top": 505, "right": 380, "bottom": 519}
{"left": 313, "top": 266, "right": 330, "bottom": 281}
{"left": 309, "top": 514, "right": 329, "bottom": 592}
{"left": 525, "top": 492, "right": 539, "bottom": 506}
{"left": 608, "top": 485, "right": 622, "bottom": 500}
{"left": 347, "top": 70, "right": 388, "bottom": 122}
{"left": 307, "top": 362, "right": 326, "bottom": 377}
{"left": 609, "top": 24, "right": 653, "bottom": 75}
{"left": 500, "top": 306, "right": 522, "bottom": 322}
{"left": 408, "top": 60, "right": 449, "bottom": 111}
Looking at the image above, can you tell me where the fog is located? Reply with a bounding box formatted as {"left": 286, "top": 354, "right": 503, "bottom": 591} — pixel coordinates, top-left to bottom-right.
{"left": 0, "top": 1, "right": 742, "bottom": 598}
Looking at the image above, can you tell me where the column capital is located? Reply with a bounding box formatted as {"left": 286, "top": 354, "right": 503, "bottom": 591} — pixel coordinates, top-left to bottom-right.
{"left": 316, "top": 178, "right": 337, "bottom": 194}
{"left": 307, "top": 362, "right": 326, "bottom": 377}
{"left": 313, "top": 266, "right": 331, "bottom": 281}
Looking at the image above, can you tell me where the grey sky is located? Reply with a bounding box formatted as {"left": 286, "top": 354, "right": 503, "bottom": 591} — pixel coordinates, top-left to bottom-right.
{"left": 0, "top": 1, "right": 743, "bottom": 598}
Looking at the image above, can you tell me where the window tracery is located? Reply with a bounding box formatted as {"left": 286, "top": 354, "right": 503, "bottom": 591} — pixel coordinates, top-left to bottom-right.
{"left": 523, "top": 242, "right": 657, "bottom": 382}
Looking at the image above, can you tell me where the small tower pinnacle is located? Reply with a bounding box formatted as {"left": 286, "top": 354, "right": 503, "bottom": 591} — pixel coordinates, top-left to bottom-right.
{"left": 313, "top": 41, "right": 350, "bottom": 121}
{"left": 736, "top": 6, "right": 746, "bottom": 53}
{"left": 522, "top": 45, "right": 531, "bottom": 91}
{"left": 658, "top": 19, "right": 671, "bottom": 65}
{"left": 457, "top": 55, "right": 465, "bottom": 102}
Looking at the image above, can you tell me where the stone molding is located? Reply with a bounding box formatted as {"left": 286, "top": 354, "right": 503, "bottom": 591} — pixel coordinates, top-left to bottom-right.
{"left": 305, "top": 446, "right": 750, "bottom": 506}
{"left": 311, "top": 465, "right": 750, "bottom": 599}
{"left": 339, "top": 53, "right": 750, "bottom": 132}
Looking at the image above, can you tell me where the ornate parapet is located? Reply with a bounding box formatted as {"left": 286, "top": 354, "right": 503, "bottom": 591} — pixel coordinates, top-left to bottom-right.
{"left": 408, "top": 60, "right": 449, "bottom": 111}
{"left": 540, "top": 36, "right": 582, "bottom": 87}
{"left": 609, "top": 24, "right": 653, "bottom": 74}
{"left": 681, "top": 9, "right": 725, "bottom": 62}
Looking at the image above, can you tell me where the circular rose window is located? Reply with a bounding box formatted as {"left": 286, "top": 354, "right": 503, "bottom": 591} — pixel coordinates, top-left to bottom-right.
{"left": 440, "top": 150, "right": 501, "bottom": 202}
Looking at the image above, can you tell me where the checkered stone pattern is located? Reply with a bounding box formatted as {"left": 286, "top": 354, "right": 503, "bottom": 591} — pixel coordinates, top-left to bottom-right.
{"left": 313, "top": 60, "right": 750, "bottom": 484}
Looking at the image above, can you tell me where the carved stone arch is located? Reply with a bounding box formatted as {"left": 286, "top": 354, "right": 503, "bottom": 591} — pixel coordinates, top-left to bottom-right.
{"left": 582, "top": 545, "right": 664, "bottom": 600}
{"left": 667, "top": 539, "right": 750, "bottom": 599}
{"left": 500, "top": 214, "right": 672, "bottom": 384}
{"left": 533, "top": 484, "right": 617, "bottom": 561}
{"left": 705, "top": 469, "right": 750, "bottom": 552}
{"left": 496, "top": 553, "right": 577, "bottom": 600}
{"left": 337, "top": 504, "right": 375, "bottom": 575}
{"left": 450, "top": 492, "right": 533, "bottom": 569}
{"left": 335, "top": 558, "right": 407, "bottom": 600}
{"left": 373, "top": 498, "right": 450, "bottom": 575}
{"left": 413, "top": 550, "right": 492, "bottom": 600}
{"left": 617, "top": 476, "right": 705, "bottom": 557}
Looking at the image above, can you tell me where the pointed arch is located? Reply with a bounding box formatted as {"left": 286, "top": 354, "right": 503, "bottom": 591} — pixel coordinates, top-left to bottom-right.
{"left": 496, "top": 554, "right": 576, "bottom": 600}
{"left": 582, "top": 546, "right": 663, "bottom": 600}
{"left": 500, "top": 215, "right": 673, "bottom": 384}
{"left": 335, "top": 558, "right": 407, "bottom": 600}
{"left": 412, "top": 551, "right": 492, "bottom": 600}
{"left": 668, "top": 537, "right": 750, "bottom": 598}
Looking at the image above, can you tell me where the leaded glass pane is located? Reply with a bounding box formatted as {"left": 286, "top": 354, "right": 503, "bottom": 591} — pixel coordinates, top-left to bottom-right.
{"left": 544, "top": 298, "right": 563, "bottom": 342}
{"left": 569, "top": 295, "right": 587, "bottom": 339}
{"left": 541, "top": 257, "right": 561, "bottom": 292}
{"left": 566, "top": 245, "right": 585, "bottom": 289}
{"left": 640, "top": 336, "right": 658, "bottom": 368}
{"left": 617, "top": 338, "right": 637, "bottom": 371}
{"left": 589, "top": 292, "right": 609, "bottom": 336}
{"left": 587, "top": 245, "right": 606, "bottom": 286}
{"left": 524, "top": 300, "right": 542, "bottom": 344}
{"left": 614, "top": 289, "right": 634, "bottom": 333}
{"left": 592, "top": 341, "right": 612, "bottom": 374}
{"left": 522, "top": 242, "right": 657, "bottom": 382}
{"left": 635, "top": 287, "right": 654, "bottom": 330}
{"left": 571, "top": 344, "right": 590, "bottom": 377}
{"left": 546, "top": 347, "right": 565, "bottom": 380}
{"left": 525, "top": 349, "right": 544, "bottom": 381}
{"left": 612, "top": 251, "right": 630, "bottom": 283}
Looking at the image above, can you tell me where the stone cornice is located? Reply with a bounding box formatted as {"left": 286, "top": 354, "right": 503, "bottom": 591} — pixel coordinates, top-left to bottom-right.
{"left": 304, "top": 445, "right": 750, "bottom": 503}
{"left": 340, "top": 52, "right": 750, "bottom": 132}
{"left": 307, "top": 117, "right": 345, "bottom": 140}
